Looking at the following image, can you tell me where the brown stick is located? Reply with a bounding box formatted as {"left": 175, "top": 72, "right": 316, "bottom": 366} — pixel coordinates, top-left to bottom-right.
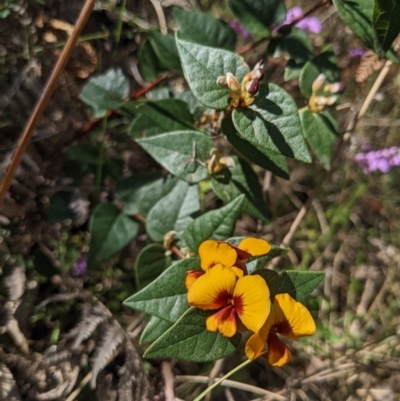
{"left": 0, "top": 0, "right": 96, "bottom": 204}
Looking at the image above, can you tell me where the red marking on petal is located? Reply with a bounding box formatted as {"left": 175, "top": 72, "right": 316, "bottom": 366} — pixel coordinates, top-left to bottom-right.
{"left": 233, "top": 294, "right": 244, "bottom": 315}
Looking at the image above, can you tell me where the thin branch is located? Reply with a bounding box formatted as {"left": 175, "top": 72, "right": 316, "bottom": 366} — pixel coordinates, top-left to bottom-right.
{"left": 0, "top": 0, "right": 96, "bottom": 204}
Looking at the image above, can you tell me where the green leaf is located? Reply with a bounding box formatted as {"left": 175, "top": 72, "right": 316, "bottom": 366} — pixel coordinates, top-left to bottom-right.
{"left": 136, "top": 99, "right": 195, "bottom": 132}
{"left": 372, "top": 0, "right": 400, "bottom": 54}
{"left": 299, "top": 109, "right": 337, "bottom": 170}
{"left": 299, "top": 47, "right": 340, "bottom": 99}
{"left": 227, "top": 0, "right": 286, "bottom": 37}
{"left": 222, "top": 118, "right": 289, "bottom": 179}
{"left": 138, "top": 40, "right": 163, "bottom": 82}
{"left": 128, "top": 114, "right": 164, "bottom": 138}
{"left": 232, "top": 84, "right": 311, "bottom": 162}
{"left": 88, "top": 203, "right": 139, "bottom": 270}
{"left": 47, "top": 191, "right": 74, "bottom": 224}
{"left": 135, "top": 244, "right": 172, "bottom": 289}
{"left": 256, "top": 270, "right": 325, "bottom": 302}
{"left": 144, "top": 308, "right": 241, "bottom": 361}
{"left": 210, "top": 156, "right": 269, "bottom": 221}
{"left": 137, "top": 131, "right": 213, "bottom": 183}
{"left": 149, "top": 31, "right": 183, "bottom": 75}
{"left": 116, "top": 172, "right": 161, "bottom": 215}
{"left": 176, "top": 35, "right": 249, "bottom": 109}
{"left": 332, "top": 0, "right": 397, "bottom": 60}
{"left": 173, "top": 8, "right": 236, "bottom": 51}
{"left": 146, "top": 180, "right": 200, "bottom": 242}
{"left": 176, "top": 91, "right": 206, "bottom": 120}
{"left": 140, "top": 315, "right": 173, "bottom": 344}
{"left": 79, "top": 68, "right": 130, "bottom": 117}
{"left": 246, "top": 245, "right": 289, "bottom": 274}
{"left": 269, "top": 28, "right": 313, "bottom": 81}
{"left": 181, "top": 195, "right": 245, "bottom": 252}
{"left": 124, "top": 257, "right": 200, "bottom": 322}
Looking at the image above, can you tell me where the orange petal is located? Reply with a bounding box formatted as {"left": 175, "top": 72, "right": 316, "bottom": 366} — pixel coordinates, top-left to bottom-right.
{"left": 206, "top": 305, "right": 237, "bottom": 337}
{"left": 273, "top": 293, "right": 316, "bottom": 340}
{"left": 230, "top": 266, "right": 244, "bottom": 278}
{"left": 267, "top": 332, "right": 292, "bottom": 367}
{"left": 233, "top": 274, "right": 270, "bottom": 333}
{"left": 245, "top": 332, "right": 266, "bottom": 360}
{"left": 185, "top": 270, "right": 204, "bottom": 289}
{"left": 238, "top": 238, "right": 272, "bottom": 257}
{"left": 198, "top": 240, "right": 237, "bottom": 270}
{"left": 187, "top": 264, "right": 237, "bottom": 310}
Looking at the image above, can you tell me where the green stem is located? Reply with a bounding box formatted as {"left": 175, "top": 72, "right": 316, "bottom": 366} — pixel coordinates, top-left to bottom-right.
{"left": 115, "top": 0, "right": 128, "bottom": 48}
{"left": 96, "top": 116, "right": 108, "bottom": 193}
{"left": 193, "top": 359, "right": 253, "bottom": 401}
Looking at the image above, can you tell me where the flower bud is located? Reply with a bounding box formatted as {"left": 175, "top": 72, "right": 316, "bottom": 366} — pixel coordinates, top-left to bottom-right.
{"left": 312, "top": 73, "right": 326, "bottom": 92}
{"left": 225, "top": 73, "right": 241, "bottom": 93}
{"left": 217, "top": 75, "right": 228, "bottom": 88}
{"left": 324, "top": 82, "right": 345, "bottom": 94}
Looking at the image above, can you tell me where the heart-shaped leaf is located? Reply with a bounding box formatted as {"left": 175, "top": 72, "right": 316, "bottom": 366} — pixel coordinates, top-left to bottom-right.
{"left": 88, "top": 203, "right": 139, "bottom": 270}
{"left": 227, "top": 0, "right": 286, "bottom": 37}
{"left": 135, "top": 244, "right": 172, "bottom": 289}
{"left": 79, "top": 68, "right": 130, "bottom": 117}
{"left": 146, "top": 180, "right": 200, "bottom": 242}
{"left": 144, "top": 308, "right": 241, "bottom": 361}
{"left": 222, "top": 118, "right": 289, "bottom": 179}
{"left": 137, "top": 131, "right": 213, "bottom": 183}
{"left": 256, "top": 270, "right": 325, "bottom": 302}
{"left": 232, "top": 84, "right": 311, "bottom": 162}
{"left": 181, "top": 195, "right": 245, "bottom": 252}
{"left": 176, "top": 34, "right": 249, "bottom": 109}
{"left": 173, "top": 8, "right": 236, "bottom": 51}
{"left": 299, "top": 108, "right": 337, "bottom": 170}
{"left": 124, "top": 257, "right": 200, "bottom": 322}
{"left": 138, "top": 40, "right": 163, "bottom": 82}
{"left": 210, "top": 156, "right": 269, "bottom": 221}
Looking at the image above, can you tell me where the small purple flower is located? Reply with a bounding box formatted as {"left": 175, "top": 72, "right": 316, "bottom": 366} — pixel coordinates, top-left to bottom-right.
{"left": 230, "top": 21, "right": 252, "bottom": 40}
{"left": 355, "top": 146, "right": 400, "bottom": 174}
{"left": 274, "top": 7, "right": 322, "bottom": 34}
{"left": 72, "top": 253, "right": 87, "bottom": 276}
{"left": 349, "top": 48, "right": 366, "bottom": 58}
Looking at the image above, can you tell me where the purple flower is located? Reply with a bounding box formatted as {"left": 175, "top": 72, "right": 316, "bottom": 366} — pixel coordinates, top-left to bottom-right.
{"left": 348, "top": 48, "right": 366, "bottom": 58}
{"left": 230, "top": 21, "right": 252, "bottom": 40}
{"left": 355, "top": 146, "right": 400, "bottom": 174}
{"left": 274, "top": 7, "right": 322, "bottom": 34}
{"left": 72, "top": 253, "right": 87, "bottom": 276}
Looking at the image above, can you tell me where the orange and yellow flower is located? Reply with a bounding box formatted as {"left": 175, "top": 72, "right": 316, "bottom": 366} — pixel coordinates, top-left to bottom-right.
{"left": 188, "top": 264, "right": 270, "bottom": 337}
{"left": 245, "top": 293, "right": 316, "bottom": 366}
{"left": 185, "top": 238, "right": 271, "bottom": 288}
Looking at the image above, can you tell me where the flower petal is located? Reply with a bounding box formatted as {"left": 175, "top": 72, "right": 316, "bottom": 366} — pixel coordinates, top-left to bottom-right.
{"left": 199, "top": 240, "right": 237, "bottom": 270}
{"left": 233, "top": 274, "right": 270, "bottom": 333}
{"left": 188, "top": 264, "right": 237, "bottom": 310}
{"left": 274, "top": 293, "right": 316, "bottom": 339}
{"left": 185, "top": 270, "right": 204, "bottom": 289}
{"left": 238, "top": 238, "right": 272, "bottom": 257}
{"left": 245, "top": 332, "right": 266, "bottom": 360}
{"left": 267, "top": 332, "right": 292, "bottom": 367}
{"left": 206, "top": 305, "right": 237, "bottom": 337}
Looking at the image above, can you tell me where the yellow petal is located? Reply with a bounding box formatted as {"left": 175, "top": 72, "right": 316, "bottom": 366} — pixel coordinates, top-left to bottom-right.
{"left": 267, "top": 332, "right": 292, "bottom": 367}
{"left": 206, "top": 306, "right": 237, "bottom": 337}
{"left": 238, "top": 238, "right": 272, "bottom": 257}
{"left": 230, "top": 266, "right": 244, "bottom": 278}
{"left": 188, "top": 264, "right": 237, "bottom": 310}
{"left": 273, "top": 293, "right": 316, "bottom": 340}
{"left": 245, "top": 332, "right": 266, "bottom": 360}
{"left": 185, "top": 270, "right": 204, "bottom": 289}
{"left": 198, "top": 240, "right": 237, "bottom": 270}
{"left": 233, "top": 274, "right": 271, "bottom": 333}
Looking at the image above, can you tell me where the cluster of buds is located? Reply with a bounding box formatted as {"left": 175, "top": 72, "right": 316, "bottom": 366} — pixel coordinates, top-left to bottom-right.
{"left": 308, "top": 73, "right": 345, "bottom": 113}
{"left": 207, "top": 148, "right": 235, "bottom": 175}
{"left": 217, "top": 60, "right": 265, "bottom": 108}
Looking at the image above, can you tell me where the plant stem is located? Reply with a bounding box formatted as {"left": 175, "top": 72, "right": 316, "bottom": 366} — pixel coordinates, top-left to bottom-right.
{"left": 115, "top": 0, "right": 128, "bottom": 48}
{"left": 193, "top": 359, "right": 253, "bottom": 401}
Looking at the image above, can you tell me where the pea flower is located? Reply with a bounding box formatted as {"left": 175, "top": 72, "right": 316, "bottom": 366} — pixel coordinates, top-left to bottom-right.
{"left": 185, "top": 238, "right": 272, "bottom": 288}
{"left": 188, "top": 264, "right": 271, "bottom": 337}
{"left": 245, "top": 293, "right": 316, "bottom": 366}
{"left": 230, "top": 21, "right": 252, "bottom": 40}
{"left": 274, "top": 7, "right": 322, "bottom": 34}
{"left": 308, "top": 73, "right": 345, "bottom": 112}
{"left": 355, "top": 146, "right": 400, "bottom": 174}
